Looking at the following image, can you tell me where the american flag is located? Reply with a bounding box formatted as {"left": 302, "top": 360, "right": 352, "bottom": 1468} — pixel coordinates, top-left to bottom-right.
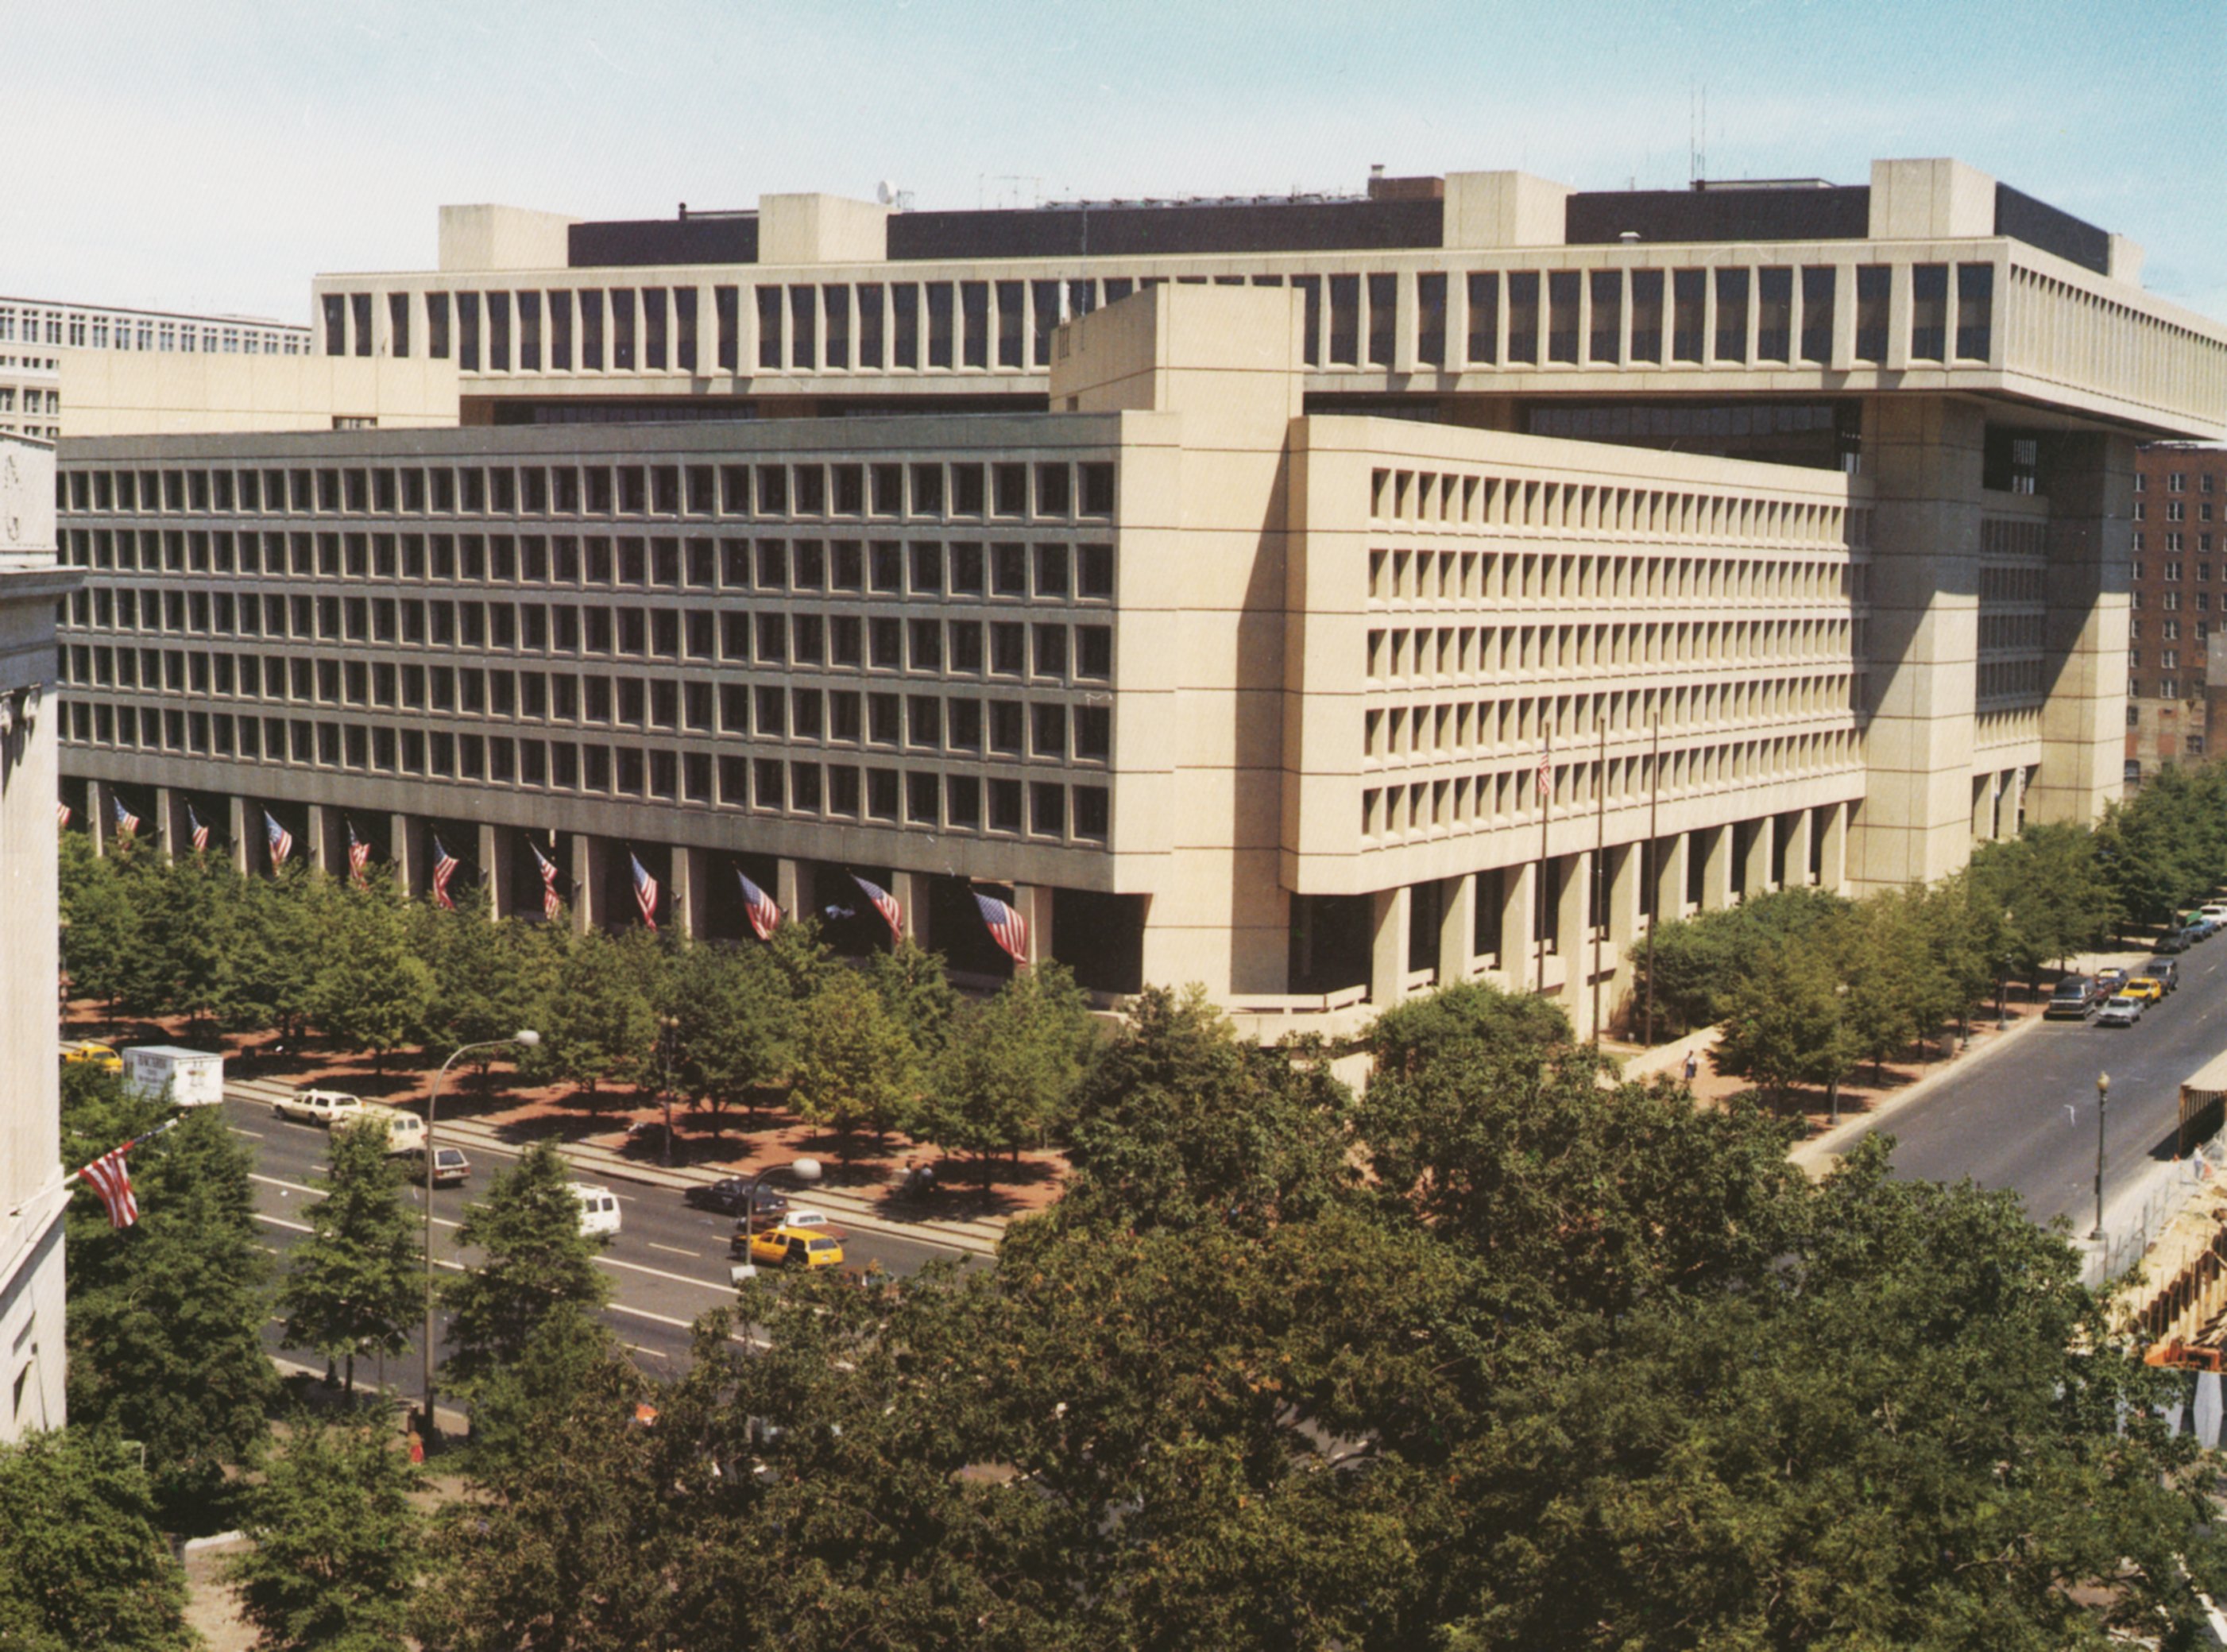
{"left": 345, "top": 818, "right": 370, "bottom": 886}
{"left": 630, "top": 852, "right": 659, "bottom": 930}
{"left": 850, "top": 872, "right": 903, "bottom": 943}
{"left": 112, "top": 795, "right": 139, "bottom": 838}
{"left": 736, "top": 867, "right": 782, "bottom": 941}
{"left": 1536, "top": 749, "right": 1553, "bottom": 810}
{"left": 531, "top": 838, "right": 563, "bottom": 921}
{"left": 264, "top": 810, "right": 293, "bottom": 868}
{"left": 973, "top": 889, "right": 1030, "bottom": 965}
{"left": 56, "top": 801, "right": 70, "bottom": 828}
{"left": 186, "top": 803, "right": 210, "bottom": 853}
{"left": 79, "top": 1145, "right": 140, "bottom": 1229}
{"left": 431, "top": 835, "right": 459, "bottom": 911}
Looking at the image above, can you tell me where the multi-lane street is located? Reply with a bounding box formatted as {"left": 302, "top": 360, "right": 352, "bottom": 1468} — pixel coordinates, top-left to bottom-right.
{"left": 1856, "top": 940, "right": 2227, "bottom": 1229}
{"left": 226, "top": 1096, "right": 979, "bottom": 1405}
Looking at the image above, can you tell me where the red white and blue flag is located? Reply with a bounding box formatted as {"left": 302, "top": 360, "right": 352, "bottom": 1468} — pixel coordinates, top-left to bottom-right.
{"left": 112, "top": 795, "right": 139, "bottom": 838}
{"left": 264, "top": 810, "right": 292, "bottom": 868}
{"left": 186, "top": 803, "right": 210, "bottom": 853}
{"left": 531, "top": 838, "right": 563, "bottom": 921}
{"left": 56, "top": 801, "right": 71, "bottom": 828}
{"left": 736, "top": 868, "right": 782, "bottom": 942}
{"left": 973, "top": 889, "right": 1030, "bottom": 965}
{"left": 431, "top": 835, "right": 459, "bottom": 911}
{"left": 79, "top": 1144, "right": 139, "bottom": 1229}
{"left": 850, "top": 873, "right": 903, "bottom": 943}
{"left": 346, "top": 818, "right": 370, "bottom": 886}
{"left": 630, "top": 852, "right": 659, "bottom": 930}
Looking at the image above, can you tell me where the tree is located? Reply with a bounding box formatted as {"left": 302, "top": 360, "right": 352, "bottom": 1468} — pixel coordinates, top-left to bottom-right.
{"left": 665, "top": 941, "right": 791, "bottom": 1137}
{"left": 539, "top": 927, "right": 658, "bottom": 1101}
{"left": 57, "top": 831, "right": 141, "bottom": 1020}
{"left": 129, "top": 848, "right": 243, "bottom": 1028}
{"left": 1967, "top": 822, "right": 2112, "bottom": 983}
{"left": 309, "top": 884, "right": 435, "bottom": 1065}
{"left": 919, "top": 963, "right": 1095, "bottom": 1183}
{"left": 441, "top": 1139, "right": 611, "bottom": 1394}
{"left": 64, "top": 1103, "right": 280, "bottom": 1530}
{"left": 1711, "top": 934, "right": 1859, "bottom": 1107}
{"left": 228, "top": 866, "right": 330, "bottom": 1039}
{"left": 865, "top": 938, "right": 961, "bottom": 1061}
{"left": 787, "top": 966, "right": 922, "bottom": 1163}
{"left": 0, "top": 1430, "right": 197, "bottom": 1652}
{"left": 419, "top": 892, "right": 559, "bottom": 1089}
{"left": 278, "top": 1119, "right": 423, "bottom": 1394}
{"left": 226, "top": 1413, "right": 424, "bottom": 1652}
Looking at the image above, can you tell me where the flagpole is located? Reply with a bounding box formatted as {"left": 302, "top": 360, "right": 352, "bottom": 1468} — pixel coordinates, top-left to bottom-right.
{"left": 1644, "top": 716, "right": 1661, "bottom": 1047}
{"left": 1591, "top": 715, "right": 1607, "bottom": 1043}
{"left": 1535, "top": 728, "right": 1552, "bottom": 1000}
{"left": 60, "top": 1112, "right": 184, "bottom": 1192}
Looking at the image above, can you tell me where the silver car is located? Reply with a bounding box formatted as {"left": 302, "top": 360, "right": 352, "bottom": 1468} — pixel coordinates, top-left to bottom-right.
{"left": 2095, "top": 993, "right": 2145, "bottom": 1027}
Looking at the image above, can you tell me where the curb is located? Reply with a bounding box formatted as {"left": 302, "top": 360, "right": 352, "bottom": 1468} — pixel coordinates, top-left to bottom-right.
{"left": 1789, "top": 1009, "right": 2048, "bottom": 1174}
{"left": 225, "top": 1080, "right": 1005, "bottom": 1259}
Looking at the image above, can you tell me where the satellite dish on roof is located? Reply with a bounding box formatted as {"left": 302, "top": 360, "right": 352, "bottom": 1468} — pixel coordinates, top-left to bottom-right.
{"left": 876, "top": 180, "right": 895, "bottom": 206}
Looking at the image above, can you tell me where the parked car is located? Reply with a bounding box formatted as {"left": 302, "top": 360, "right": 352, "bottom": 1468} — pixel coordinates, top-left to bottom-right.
{"left": 745, "top": 1223, "right": 845, "bottom": 1270}
{"left": 691, "top": 1178, "right": 792, "bottom": 1221}
{"left": 2045, "top": 976, "right": 2101, "bottom": 1019}
{"left": 2121, "top": 976, "right": 2167, "bottom": 1004}
{"left": 60, "top": 1039, "right": 122, "bottom": 1071}
{"left": 273, "top": 1089, "right": 365, "bottom": 1128}
{"left": 402, "top": 1145, "right": 472, "bottom": 1186}
{"left": 570, "top": 1183, "right": 623, "bottom": 1238}
{"left": 729, "top": 1209, "right": 832, "bottom": 1257}
{"left": 2182, "top": 924, "right": 2214, "bottom": 950}
{"left": 2096, "top": 993, "right": 2146, "bottom": 1027}
{"left": 346, "top": 1104, "right": 426, "bottom": 1155}
{"left": 2140, "top": 959, "right": 2182, "bottom": 993}
{"left": 2094, "top": 967, "right": 2131, "bottom": 996}
{"left": 2156, "top": 929, "right": 2194, "bottom": 956}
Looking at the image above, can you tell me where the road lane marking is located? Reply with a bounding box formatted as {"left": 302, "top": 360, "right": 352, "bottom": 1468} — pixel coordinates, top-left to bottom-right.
{"left": 594, "top": 1253, "right": 730, "bottom": 1291}
{"left": 254, "top": 1213, "right": 313, "bottom": 1236}
{"left": 233, "top": 1128, "right": 265, "bottom": 1139}
{"left": 647, "top": 1242, "right": 700, "bottom": 1259}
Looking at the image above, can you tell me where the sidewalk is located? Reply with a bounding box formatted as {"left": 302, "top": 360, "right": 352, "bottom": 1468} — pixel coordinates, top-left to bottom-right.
{"left": 225, "top": 1077, "right": 1005, "bottom": 1259}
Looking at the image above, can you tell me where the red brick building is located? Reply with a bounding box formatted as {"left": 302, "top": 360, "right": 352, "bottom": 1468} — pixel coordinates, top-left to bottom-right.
{"left": 2128, "top": 443, "right": 2227, "bottom": 782}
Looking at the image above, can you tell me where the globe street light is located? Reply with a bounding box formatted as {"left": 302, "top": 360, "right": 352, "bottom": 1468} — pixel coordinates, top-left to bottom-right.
{"left": 2092, "top": 1070, "right": 2110, "bottom": 1242}
{"left": 422, "top": 1029, "right": 539, "bottom": 1445}
{"left": 729, "top": 1157, "right": 824, "bottom": 1283}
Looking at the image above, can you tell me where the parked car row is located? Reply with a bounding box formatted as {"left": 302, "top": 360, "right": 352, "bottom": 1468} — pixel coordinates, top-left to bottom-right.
{"left": 2049, "top": 956, "right": 2186, "bottom": 1027}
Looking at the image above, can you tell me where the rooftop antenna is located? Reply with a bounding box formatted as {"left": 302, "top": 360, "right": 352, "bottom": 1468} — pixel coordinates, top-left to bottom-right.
{"left": 1689, "top": 83, "right": 1706, "bottom": 186}
{"left": 876, "top": 180, "right": 894, "bottom": 206}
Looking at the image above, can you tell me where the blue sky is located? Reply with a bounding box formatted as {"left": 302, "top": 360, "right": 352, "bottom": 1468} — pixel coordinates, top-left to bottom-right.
{"left": 6, "top": 0, "right": 2222, "bottom": 323}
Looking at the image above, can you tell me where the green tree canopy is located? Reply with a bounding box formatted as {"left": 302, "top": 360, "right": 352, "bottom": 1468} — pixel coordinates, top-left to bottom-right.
{"left": 664, "top": 940, "right": 793, "bottom": 1136}
{"left": 0, "top": 1430, "right": 196, "bottom": 1652}
{"left": 308, "top": 884, "right": 435, "bottom": 1064}
{"left": 538, "top": 927, "right": 659, "bottom": 1100}
{"left": 277, "top": 1118, "right": 423, "bottom": 1394}
{"left": 441, "top": 1139, "right": 611, "bottom": 1395}
{"left": 787, "top": 966, "right": 922, "bottom": 1163}
{"left": 918, "top": 962, "right": 1095, "bottom": 1182}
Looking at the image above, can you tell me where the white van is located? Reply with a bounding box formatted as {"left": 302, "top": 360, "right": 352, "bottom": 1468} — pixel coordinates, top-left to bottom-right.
{"left": 349, "top": 1105, "right": 426, "bottom": 1155}
{"left": 570, "top": 1183, "right": 622, "bottom": 1238}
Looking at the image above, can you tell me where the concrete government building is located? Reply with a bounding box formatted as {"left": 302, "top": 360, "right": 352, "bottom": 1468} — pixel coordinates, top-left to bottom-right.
{"left": 48, "top": 157, "right": 2227, "bottom": 1035}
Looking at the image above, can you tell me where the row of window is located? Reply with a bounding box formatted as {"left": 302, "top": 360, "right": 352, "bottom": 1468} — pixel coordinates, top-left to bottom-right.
{"left": 1367, "top": 464, "right": 1852, "bottom": 544}
{"left": 2133, "top": 500, "right": 2217, "bottom": 522}
{"left": 1976, "top": 659, "right": 2046, "bottom": 702}
{"left": 0, "top": 388, "right": 56, "bottom": 415}
{"left": 1363, "top": 617, "right": 1857, "bottom": 683}
{"left": 0, "top": 305, "right": 308, "bottom": 355}
{"left": 1360, "top": 729, "right": 1863, "bottom": 843}
{"left": 64, "top": 458, "right": 1117, "bottom": 524}
{"left": 2134, "top": 590, "right": 2207, "bottom": 612}
{"left": 2132, "top": 681, "right": 2196, "bottom": 702}
{"left": 2129, "top": 618, "right": 2210, "bottom": 643}
{"left": 58, "top": 699, "right": 1110, "bottom": 843}
{"left": 1366, "top": 545, "right": 1853, "bottom": 607}
{"left": 2137, "top": 470, "right": 2220, "bottom": 493}
{"left": 328, "top": 261, "right": 1996, "bottom": 377}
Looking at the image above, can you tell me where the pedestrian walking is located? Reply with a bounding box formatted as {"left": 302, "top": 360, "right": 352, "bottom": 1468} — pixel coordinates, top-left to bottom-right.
{"left": 1682, "top": 1050, "right": 1699, "bottom": 1084}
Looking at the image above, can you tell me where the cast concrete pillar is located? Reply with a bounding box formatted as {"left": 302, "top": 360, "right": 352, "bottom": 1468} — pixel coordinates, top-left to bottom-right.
{"left": 1607, "top": 841, "right": 1641, "bottom": 1026}
{"left": 153, "top": 786, "right": 176, "bottom": 860}
{"left": 1743, "top": 815, "right": 1776, "bottom": 900}
{"left": 572, "top": 834, "right": 606, "bottom": 934}
{"left": 1819, "top": 801, "right": 1850, "bottom": 892}
{"left": 390, "top": 812, "right": 416, "bottom": 897}
{"left": 479, "top": 824, "right": 508, "bottom": 919}
{"left": 1438, "top": 872, "right": 1476, "bottom": 987}
{"left": 1014, "top": 883, "right": 1054, "bottom": 967}
{"left": 2030, "top": 431, "right": 2135, "bottom": 828}
{"left": 305, "top": 803, "right": 331, "bottom": 875}
{"left": 674, "top": 844, "right": 709, "bottom": 938}
{"left": 1848, "top": 394, "right": 1985, "bottom": 889}
{"left": 776, "top": 857, "right": 810, "bottom": 927}
{"left": 1782, "top": 807, "right": 1815, "bottom": 888}
{"left": 1699, "top": 823, "right": 1734, "bottom": 911}
{"left": 1654, "top": 832, "right": 1690, "bottom": 924}
{"left": 891, "top": 870, "right": 930, "bottom": 950}
{"left": 1498, "top": 861, "right": 1538, "bottom": 989}
{"left": 1558, "top": 851, "right": 1593, "bottom": 1033}
{"left": 230, "top": 796, "right": 250, "bottom": 876}
{"left": 1370, "top": 884, "right": 1412, "bottom": 1009}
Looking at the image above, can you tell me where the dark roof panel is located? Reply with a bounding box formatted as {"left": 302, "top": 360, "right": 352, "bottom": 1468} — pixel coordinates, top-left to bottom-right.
{"left": 1565, "top": 187, "right": 1872, "bottom": 246}
{"left": 887, "top": 198, "right": 1443, "bottom": 261}
{"left": 568, "top": 216, "right": 758, "bottom": 268}
{"left": 1993, "top": 184, "right": 2109, "bottom": 277}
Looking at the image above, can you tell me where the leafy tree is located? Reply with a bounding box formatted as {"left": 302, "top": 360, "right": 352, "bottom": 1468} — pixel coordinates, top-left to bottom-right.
{"left": 0, "top": 1430, "right": 196, "bottom": 1652}
{"left": 308, "top": 884, "right": 435, "bottom": 1065}
{"left": 64, "top": 1104, "right": 280, "bottom": 1529}
{"left": 226, "top": 1413, "right": 424, "bottom": 1652}
{"left": 418, "top": 892, "right": 559, "bottom": 1090}
{"left": 278, "top": 1119, "right": 423, "bottom": 1394}
{"left": 57, "top": 831, "right": 141, "bottom": 1020}
{"left": 128, "top": 849, "right": 242, "bottom": 1028}
{"left": 538, "top": 927, "right": 658, "bottom": 1101}
{"left": 229, "top": 866, "right": 330, "bottom": 1039}
{"left": 664, "top": 941, "right": 791, "bottom": 1137}
{"left": 1967, "top": 822, "right": 2112, "bottom": 983}
{"left": 441, "top": 1139, "right": 611, "bottom": 1394}
{"left": 787, "top": 966, "right": 922, "bottom": 1163}
{"left": 918, "top": 962, "right": 1095, "bottom": 1183}
{"left": 865, "top": 938, "right": 961, "bottom": 1061}
{"left": 1711, "top": 933, "right": 1859, "bottom": 1106}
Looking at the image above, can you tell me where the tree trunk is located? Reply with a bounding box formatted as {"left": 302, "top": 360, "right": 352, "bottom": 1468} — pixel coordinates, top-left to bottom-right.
{"left": 344, "top": 1352, "right": 355, "bottom": 1396}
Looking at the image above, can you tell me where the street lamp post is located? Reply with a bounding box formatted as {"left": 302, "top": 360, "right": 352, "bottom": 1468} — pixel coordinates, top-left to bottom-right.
{"left": 422, "top": 1029, "right": 539, "bottom": 1445}
{"left": 658, "top": 1013, "right": 679, "bottom": 1167}
{"left": 729, "top": 1157, "right": 823, "bottom": 1283}
{"left": 2092, "top": 1070, "right": 2110, "bottom": 1242}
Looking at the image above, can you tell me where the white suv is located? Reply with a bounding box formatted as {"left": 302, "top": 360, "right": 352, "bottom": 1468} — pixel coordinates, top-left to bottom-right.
{"left": 570, "top": 1183, "right": 622, "bottom": 1238}
{"left": 273, "top": 1089, "right": 364, "bottom": 1128}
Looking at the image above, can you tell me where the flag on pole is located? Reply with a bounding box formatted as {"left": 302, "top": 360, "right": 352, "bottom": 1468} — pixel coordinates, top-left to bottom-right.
{"left": 79, "top": 1145, "right": 141, "bottom": 1229}
{"left": 1536, "top": 750, "right": 1552, "bottom": 808}
{"left": 735, "top": 868, "right": 782, "bottom": 942}
{"left": 530, "top": 838, "right": 563, "bottom": 921}
{"left": 112, "top": 795, "right": 139, "bottom": 838}
{"left": 973, "top": 888, "right": 1030, "bottom": 965}
{"left": 186, "top": 803, "right": 210, "bottom": 853}
{"left": 630, "top": 852, "right": 659, "bottom": 930}
{"left": 431, "top": 835, "right": 459, "bottom": 911}
{"left": 345, "top": 818, "right": 370, "bottom": 886}
{"left": 56, "top": 801, "right": 71, "bottom": 828}
{"left": 264, "top": 810, "right": 293, "bottom": 868}
{"left": 850, "top": 872, "right": 903, "bottom": 943}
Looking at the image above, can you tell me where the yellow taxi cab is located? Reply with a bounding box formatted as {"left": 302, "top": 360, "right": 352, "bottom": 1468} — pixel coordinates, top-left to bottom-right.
{"left": 747, "top": 1223, "right": 845, "bottom": 1270}
{"left": 60, "top": 1039, "right": 122, "bottom": 1072}
{"left": 2121, "top": 975, "right": 2167, "bottom": 1004}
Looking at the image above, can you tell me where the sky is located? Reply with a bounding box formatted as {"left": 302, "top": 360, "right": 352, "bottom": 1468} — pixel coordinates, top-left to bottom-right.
{"left": 4, "top": 0, "right": 2222, "bottom": 324}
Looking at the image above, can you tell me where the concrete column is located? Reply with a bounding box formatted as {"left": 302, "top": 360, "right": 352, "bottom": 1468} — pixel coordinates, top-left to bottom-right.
{"left": 776, "top": 857, "right": 810, "bottom": 927}
{"left": 153, "top": 786, "right": 176, "bottom": 860}
{"left": 87, "top": 779, "right": 109, "bottom": 856}
{"left": 1782, "top": 807, "right": 1815, "bottom": 888}
{"left": 1607, "top": 839, "right": 1641, "bottom": 981}
{"left": 1654, "top": 831, "right": 1690, "bottom": 923}
{"left": 1013, "top": 883, "right": 1054, "bottom": 967}
{"left": 2030, "top": 431, "right": 2135, "bottom": 828}
{"left": 1847, "top": 394, "right": 1985, "bottom": 888}
{"left": 1438, "top": 872, "right": 1476, "bottom": 987}
{"left": 390, "top": 812, "right": 416, "bottom": 897}
{"left": 230, "top": 796, "right": 250, "bottom": 876}
{"left": 479, "top": 824, "right": 508, "bottom": 920}
{"left": 1370, "top": 885, "right": 1412, "bottom": 1009}
{"left": 1743, "top": 815, "right": 1776, "bottom": 900}
{"left": 572, "top": 834, "right": 605, "bottom": 934}
{"left": 891, "top": 870, "right": 930, "bottom": 950}
{"left": 1557, "top": 851, "right": 1593, "bottom": 1033}
{"left": 675, "top": 844, "right": 709, "bottom": 939}
{"left": 305, "top": 803, "right": 331, "bottom": 875}
{"left": 1819, "top": 802, "right": 1850, "bottom": 892}
{"left": 1498, "top": 862, "right": 1538, "bottom": 989}
{"left": 1699, "top": 823, "right": 1734, "bottom": 911}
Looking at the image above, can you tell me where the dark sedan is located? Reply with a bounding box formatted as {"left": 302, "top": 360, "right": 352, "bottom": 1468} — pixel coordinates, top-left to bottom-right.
{"left": 688, "top": 1177, "right": 791, "bottom": 1221}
